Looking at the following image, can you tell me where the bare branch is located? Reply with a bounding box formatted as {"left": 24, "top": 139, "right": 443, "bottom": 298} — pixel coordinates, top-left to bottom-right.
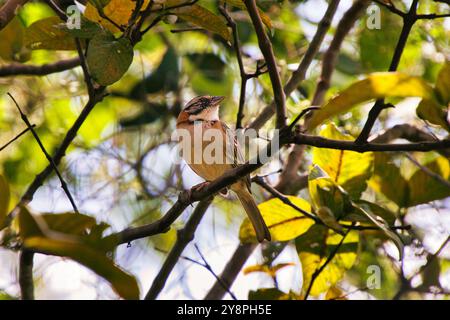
{"left": 0, "top": 58, "right": 80, "bottom": 77}
{"left": 249, "top": 0, "right": 340, "bottom": 130}
{"left": 204, "top": 243, "right": 257, "bottom": 300}
{"left": 0, "top": 125, "right": 35, "bottom": 152}
{"left": 19, "top": 249, "right": 34, "bottom": 300}
{"left": 144, "top": 198, "right": 213, "bottom": 300}
{"left": 309, "top": 0, "right": 369, "bottom": 108}
{"left": 0, "top": 0, "right": 29, "bottom": 31}
{"left": 8, "top": 93, "right": 79, "bottom": 214}
{"left": 356, "top": 0, "right": 419, "bottom": 143}
{"left": 244, "top": 0, "right": 286, "bottom": 128}
{"left": 304, "top": 225, "right": 353, "bottom": 300}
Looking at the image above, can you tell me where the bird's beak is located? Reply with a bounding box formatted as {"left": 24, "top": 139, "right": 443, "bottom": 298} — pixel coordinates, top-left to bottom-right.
{"left": 211, "top": 96, "right": 225, "bottom": 106}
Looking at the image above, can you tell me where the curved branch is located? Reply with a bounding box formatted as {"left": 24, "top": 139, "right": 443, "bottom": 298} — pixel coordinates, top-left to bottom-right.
{"left": 144, "top": 198, "right": 213, "bottom": 300}
{"left": 0, "top": 58, "right": 80, "bottom": 77}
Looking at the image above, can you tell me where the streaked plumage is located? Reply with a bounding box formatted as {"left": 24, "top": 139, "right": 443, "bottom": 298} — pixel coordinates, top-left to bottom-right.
{"left": 176, "top": 95, "right": 271, "bottom": 242}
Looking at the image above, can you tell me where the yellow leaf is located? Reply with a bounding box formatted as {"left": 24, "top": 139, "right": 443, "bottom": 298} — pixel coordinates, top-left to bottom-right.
{"left": 368, "top": 153, "right": 409, "bottom": 207}
{"left": 296, "top": 225, "right": 359, "bottom": 297}
{"left": 239, "top": 196, "right": 314, "bottom": 243}
{"left": 308, "top": 72, "right": 437, "bottom": 130}
{"left": 171, "top": 4, "right": 231, "bottom": 41}
{"left": 224, "top": 0, "right": 272, "bottom": 29}
{"left": 436, "top": 61, "right": 450, "bottom": 104}
{"left": 325, "top": 286, "right": 346, "bottom": 300}
{"left": 313, "top": 124, "right": 374, "bottom": 198}
{"left": 84, "top": 0, "right": 150, "bottom": 32}
{"left": 243, "top": 263, "right": 295, "bottom": 277}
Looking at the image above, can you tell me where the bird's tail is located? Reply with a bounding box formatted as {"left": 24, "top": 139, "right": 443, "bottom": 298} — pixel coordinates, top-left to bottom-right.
{"left": 236, "top": 189, "right": 271, "bottom": 242}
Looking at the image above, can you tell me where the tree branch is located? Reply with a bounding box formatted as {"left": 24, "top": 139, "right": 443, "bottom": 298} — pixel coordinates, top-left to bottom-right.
{"left": 309, "top": 0, "right": 369, "bottom": 108}
{"left": 355, "top": 0, "right": 419, "bottom": 143}
{"left": 249, "top": 0, "right": 340, "bottom": 130}
{"left": 0, "top": 125, "right": 35, "bottom": 152}
{"left": 204, "top": 243, "right": 257, "bottom": 300}
{"left": 243, "top": 0, "right": 286, "bottom": 129}
{"left": 144, "top": 197, "right": 213, "bottom": 300}
{"left": 292, "top": 133, "right": 450, "bottom": 152}
{"left": 8, "top": 93, "right": 80, "bottom": 214}
{"left": 19, "top": 249, "right": 34, "bottom": 300}
{"left": 304, "top": 225, "right": 353, "bottom": 300}
{"left": 0, "top": 58, "right": 80, "bottom": 77}
{"left": 0, "top": 0, "right": 29, "bottom": 31}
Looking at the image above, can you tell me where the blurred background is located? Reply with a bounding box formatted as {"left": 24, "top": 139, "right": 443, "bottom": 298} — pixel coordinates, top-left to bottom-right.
{"left": 0, "top": 0, "right": 449, "bottom": 299}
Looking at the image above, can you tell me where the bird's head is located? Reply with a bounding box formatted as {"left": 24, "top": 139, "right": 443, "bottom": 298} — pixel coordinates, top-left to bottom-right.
{"left": 177, "top": 95, "right": 225, "bottom": 123}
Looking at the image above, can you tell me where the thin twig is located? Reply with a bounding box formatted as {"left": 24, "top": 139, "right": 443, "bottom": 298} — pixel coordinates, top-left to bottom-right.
{"left": 244, "top": 0, "right": 286, "bottom": 129}
{"left": 219, "top": 4, "right": 248, "bottom": 129}
{"left": 144, "top": 198, "right": 213, "bottom": 300}
{"left": 8, "top": 93, "right": 79, "bottom": 214}
{"left": 249, "top": 0, "right": 340, "bottom": 130}
{"left": 194, "top": 244, "right": 237, "bottom": 300}
{"left": 404, "top": 153, "right": 450, "bottom": 189}
{"left": 0, "top": 125, "right": 35, "bottom": 152}
{"left": 304, "top": 226, "right": 353, "bottom": 299}
{"left": 355, "top": 0, "right": 419, "bottom": 143}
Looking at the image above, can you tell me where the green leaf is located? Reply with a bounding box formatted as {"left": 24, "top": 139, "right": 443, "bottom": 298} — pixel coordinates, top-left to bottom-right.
{"left": 308, "top": 165, "right": 352, "bottom": 219}
{"left": 41, "top": 213, "right": 97, "bottom": 235}
{"left": 58, "top": 16, "right": 104, "bottom": 39}
{"left": 312, "top": 124, "right": 373, "bottom": 198}
{"left": 416, "top": 62, "right": 450, "bottom": 131}
{"left": 239, "top": 196, "right": 314, "bottom": 243}
{"left": 416, "top": 99, "right": 450, "bottom": 131}
{"left": 344, "top": 200, "right": 396, "bottom": 226}
{"left": 248, "top": 288, "right": 299, "bottom": 300}
{"left": 24, "top": 17, "right": 77, "bottom": 50}
{"left": 87, "top": 32, "right": 134, "bottom": 85}
{"left": 407, "top": 156, "right": 450, "bottom": 207}
{"left": 369, "top": 153, "right": 409, "bottom": 207}
{"left": 171, "top": 4, "right": 231, "bottom": 41}
{"left": 308, "top": 72, "right": 437, "bottom": 130}
{"left": 24, "top": 236, "right": 139, "bottom": 299}
{"left": 18, "top": 208, "right": 135, "bottom": 299}
{"left": 0, "top": 17, "right": 30, "bottom": 62}
{"left": 351, "top": 201, "right": 403, "bottom": 260}
{"left": 295, "top": 224, "right": 359, "bottom": 297}
{"left": 435, "top": 62, "right": 450, "bottom": 105}
{"left": 129, "top": 46, "right": 179, "bottom": 99}
{"left": 224, "top": 0, "right": 272, "bottom": 29}
{"left": 359, "top": 9, "right": 402, "bottom": 72}
{"left": 18, "top": 206, "right": 47, "bottom": 239}
{"left": 0, "top": 174, "right": 10, "bottom": 230}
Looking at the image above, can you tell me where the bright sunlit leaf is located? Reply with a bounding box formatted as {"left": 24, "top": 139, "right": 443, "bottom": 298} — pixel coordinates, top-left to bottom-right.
{"left": 312, "top": 124, "right": 373, "bottom": 198}
{"left": 308, "top": 72, "right": 438, "bottom": 130}
{"left": 239, "top": 196, "right": 314, "bottom": 243}
{"left": 296, "top": 224, "right": 359, "bottom": 297}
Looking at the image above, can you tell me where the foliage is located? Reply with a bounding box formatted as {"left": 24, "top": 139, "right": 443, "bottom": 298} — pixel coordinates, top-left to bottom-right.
{"left": 0, "top": 0, "right": 449, "bottom": 301}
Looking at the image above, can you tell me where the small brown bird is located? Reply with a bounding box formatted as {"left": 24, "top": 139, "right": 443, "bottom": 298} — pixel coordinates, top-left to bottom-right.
{"left": 176, "top": 95, "right": 271, "bottom": 242}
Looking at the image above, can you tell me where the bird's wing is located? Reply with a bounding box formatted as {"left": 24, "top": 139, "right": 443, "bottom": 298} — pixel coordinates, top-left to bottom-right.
{"left": 221, "top": 121, "right": 251, "bottom": 190}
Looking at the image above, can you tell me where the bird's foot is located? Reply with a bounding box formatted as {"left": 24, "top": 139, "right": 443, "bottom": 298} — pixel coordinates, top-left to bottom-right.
{"left": 187, "top": 181, "right": 210, "bottom": 202}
